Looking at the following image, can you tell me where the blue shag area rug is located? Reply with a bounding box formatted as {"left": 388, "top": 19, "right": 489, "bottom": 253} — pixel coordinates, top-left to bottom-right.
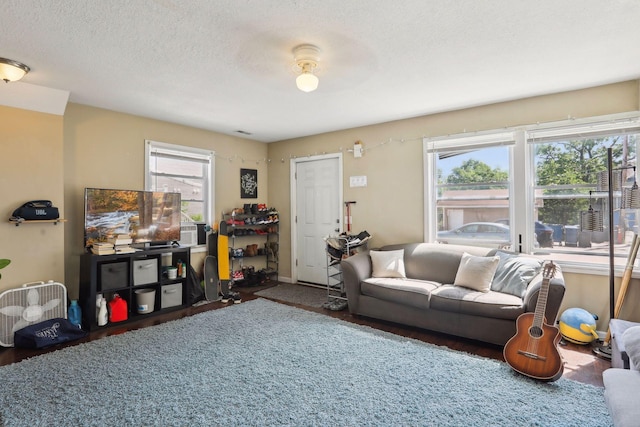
{"left": 0, "top": 298, "right": 611, "bottom": 427}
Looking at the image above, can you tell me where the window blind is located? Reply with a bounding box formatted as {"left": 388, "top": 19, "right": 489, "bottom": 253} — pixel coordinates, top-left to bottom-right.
{"left": 527, "top": 116, "right": 640, "bottom": 143}
{"left": 424, "top": 130, "right": 515, "bottom": 158}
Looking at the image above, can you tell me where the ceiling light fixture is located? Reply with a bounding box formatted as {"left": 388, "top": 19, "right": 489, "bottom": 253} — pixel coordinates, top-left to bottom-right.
{"left": 0, "top": 57, "right": 30, "bottom": 83}
{"left": 293, "top": 44, "right": 320, "bottom": 92}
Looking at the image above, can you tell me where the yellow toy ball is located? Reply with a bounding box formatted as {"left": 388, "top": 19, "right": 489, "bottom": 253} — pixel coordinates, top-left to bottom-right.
{"left": 559, "top": 308, "right": 599, "bottom": 345}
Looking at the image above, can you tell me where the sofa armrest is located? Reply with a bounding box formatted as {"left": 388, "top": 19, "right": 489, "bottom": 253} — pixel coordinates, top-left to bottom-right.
{"left": 523, "top": 266, "right": 566, "bottom": 324}
{"left": 603, "top": 368, "right": 640, "bottom": 427}
{"left": 341, "top": 250, "right": 372, "bottom": 313}
{"left": 621, "top": 324, "right": 640, "bottom": 371}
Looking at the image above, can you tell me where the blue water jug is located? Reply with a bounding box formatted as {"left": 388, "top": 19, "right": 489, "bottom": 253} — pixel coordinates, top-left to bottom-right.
{"left": 68, "top": 300, "right": 82, "bottom": 329}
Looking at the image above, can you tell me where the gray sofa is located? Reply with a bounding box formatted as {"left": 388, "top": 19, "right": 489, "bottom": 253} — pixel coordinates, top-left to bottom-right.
{"left": 603, "top": 321, "right": 640, "bottom": 427}
{"left": 342, "top": 242, "right": 565, "bottom": 346}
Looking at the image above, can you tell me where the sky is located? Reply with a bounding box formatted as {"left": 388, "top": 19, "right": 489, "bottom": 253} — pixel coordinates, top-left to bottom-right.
{"left": 438, "top": 146, "right": 509, "bottom": 178}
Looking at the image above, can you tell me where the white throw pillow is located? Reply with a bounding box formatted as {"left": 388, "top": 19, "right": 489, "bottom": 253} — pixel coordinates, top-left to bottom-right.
{"left": 454, "top": 252, "right": 500, "bottom": 292}
{"left": 370, "top": 249, "right": 406, "bottom": 278}
{"left": 622, "top": 326, "right": 640, "bottom": 370}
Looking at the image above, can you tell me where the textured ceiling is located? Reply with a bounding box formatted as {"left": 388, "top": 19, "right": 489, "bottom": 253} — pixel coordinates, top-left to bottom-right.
{"left": 1, "top": 1, "right": 640, "bottom": 142}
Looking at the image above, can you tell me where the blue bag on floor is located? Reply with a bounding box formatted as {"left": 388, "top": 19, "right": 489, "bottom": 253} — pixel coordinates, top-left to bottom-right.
{"left": 14, "top": 318, "right": 88, "bottom": 349}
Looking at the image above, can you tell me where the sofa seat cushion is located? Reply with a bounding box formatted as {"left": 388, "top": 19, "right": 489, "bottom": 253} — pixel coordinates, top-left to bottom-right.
{"left": 603, "top": 368, "right": 640, "bottom": 427}
{"left": 361, "top": 278, "right": 440, "bottom": 310}
{"left": 429, "top": 284, "right": 524, "bottom": 320}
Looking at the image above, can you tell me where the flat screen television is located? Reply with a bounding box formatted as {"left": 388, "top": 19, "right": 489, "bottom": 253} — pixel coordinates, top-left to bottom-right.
{"left": 84, "top": 188, "right": 181, "bottom": 250}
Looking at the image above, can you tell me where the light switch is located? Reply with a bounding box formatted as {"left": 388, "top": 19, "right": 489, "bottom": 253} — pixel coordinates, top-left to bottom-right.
{"left": 350, "top": 176, "right": 367, "bottom": 187}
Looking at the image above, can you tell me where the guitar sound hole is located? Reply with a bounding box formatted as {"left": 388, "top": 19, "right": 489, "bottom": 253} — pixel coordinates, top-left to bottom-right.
{"left": 529, "top": 326, "right": 543, "bottom": 338}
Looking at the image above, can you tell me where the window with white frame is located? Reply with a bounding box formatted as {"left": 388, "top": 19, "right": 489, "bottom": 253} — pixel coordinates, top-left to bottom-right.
{"left": 424, "top": 113, "right": 640, "bottom": 269}
{"left": 424, "top": 131, "right": 515, "bottom": 250}
{"left": 528, "top": 117, "right": 640, "bottom": 265}
{"left": 145, "top": 140, "right": 214, "bottom": 225}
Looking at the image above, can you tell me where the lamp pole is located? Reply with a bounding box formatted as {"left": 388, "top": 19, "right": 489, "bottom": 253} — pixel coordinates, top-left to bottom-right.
{"left": 608, "top": 147, "right": 615, "bottom": 330}
{"left": 594, "top": 147, "right": 615, "bottom": 359}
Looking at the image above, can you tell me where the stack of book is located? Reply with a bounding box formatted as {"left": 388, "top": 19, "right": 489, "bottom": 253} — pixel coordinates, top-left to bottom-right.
{"left": 91, "top": 242, "right": 115, "bottom": 255}
{"left": 108, "top": 234, "right": 136, "bottom": 254}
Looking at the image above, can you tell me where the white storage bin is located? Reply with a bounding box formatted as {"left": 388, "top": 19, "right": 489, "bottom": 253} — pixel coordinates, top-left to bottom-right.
{"left": 161, "top": 283, "right": 183, "bottom": 309}
{"left": 133, "top": 258, "right": 158, "bottom": 286}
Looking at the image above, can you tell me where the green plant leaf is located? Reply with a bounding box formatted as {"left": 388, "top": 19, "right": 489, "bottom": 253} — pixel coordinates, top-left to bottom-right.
{"left": 0, "top": 259, "right": 10, "bottom": 270}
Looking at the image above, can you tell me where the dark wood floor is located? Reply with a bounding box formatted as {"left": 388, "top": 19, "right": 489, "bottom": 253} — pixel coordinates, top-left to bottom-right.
{"left": 0, "top": 284, "right": 610, "bottom": 387}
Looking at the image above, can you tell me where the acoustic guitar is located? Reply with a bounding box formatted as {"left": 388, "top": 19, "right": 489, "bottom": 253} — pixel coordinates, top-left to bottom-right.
{"left": 503, "top": 261, "right": 564, "bottom": 382}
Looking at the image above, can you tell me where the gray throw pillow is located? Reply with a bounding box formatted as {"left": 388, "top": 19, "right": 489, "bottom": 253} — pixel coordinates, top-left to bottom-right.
{"left": 490, "top": 251, "right": 543, "bottom": 298}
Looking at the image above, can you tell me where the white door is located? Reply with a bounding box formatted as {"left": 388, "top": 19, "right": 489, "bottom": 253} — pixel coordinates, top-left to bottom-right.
{"left": 294, "top": 156, "right": 341, "bottom": 285}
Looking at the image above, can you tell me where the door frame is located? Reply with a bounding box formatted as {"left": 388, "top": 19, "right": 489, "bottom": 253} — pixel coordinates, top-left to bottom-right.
{"left": 290, "top": 153, "right": 344, "bottom": 285}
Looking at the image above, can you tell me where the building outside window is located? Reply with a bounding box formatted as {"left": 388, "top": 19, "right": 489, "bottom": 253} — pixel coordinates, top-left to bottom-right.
{"left": 425, "top": 132, "right": 515, "bottom": 250}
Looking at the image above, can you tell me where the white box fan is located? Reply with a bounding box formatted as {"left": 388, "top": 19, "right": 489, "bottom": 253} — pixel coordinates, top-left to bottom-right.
{"left": 0, "top": 280, "right": 67, "bottom": 347}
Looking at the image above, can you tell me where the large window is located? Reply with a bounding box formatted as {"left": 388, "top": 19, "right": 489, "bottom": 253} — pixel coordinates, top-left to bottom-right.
{"left": 528, "top": 118, "right": 640, "bottom": 265}
{"left": 424, "top": 113, "right": 640, "bottom": 270}
{"left": 145, "top": 140, "right": 214, "bottom": 225}
{"left": 425, "top": 132, "right": 514, "bottom": 249}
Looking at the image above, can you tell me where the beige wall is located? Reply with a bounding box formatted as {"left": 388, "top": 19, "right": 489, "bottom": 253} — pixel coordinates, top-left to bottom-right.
{"left": 0, "top": 106, "right": 65, "bottom": 293}
{"left": 268, "top": 80, "right": 640, "bottom": 331}
{"left": 62, "top": 103, "right": 268, "bottom": 299}
{"left": 3, "top": 81, "right": 640, "bottom": 333}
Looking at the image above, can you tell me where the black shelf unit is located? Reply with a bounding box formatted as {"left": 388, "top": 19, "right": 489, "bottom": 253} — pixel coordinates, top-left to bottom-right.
{"left": 223, "top": 211, "right": 279, "bottom": 286}
{"left": 79, "top": 246, "right": 191, "bottom": 331}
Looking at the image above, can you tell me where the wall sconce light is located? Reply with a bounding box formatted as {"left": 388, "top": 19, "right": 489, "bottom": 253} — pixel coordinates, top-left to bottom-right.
{"left": 293, "top": 44, "right": 320, "bottom": 92}
{"left": 0, "top": 58, "right": 30, "bottom": 83}
{"left": 353, "top": 141, "right": 363, "bottom": 158}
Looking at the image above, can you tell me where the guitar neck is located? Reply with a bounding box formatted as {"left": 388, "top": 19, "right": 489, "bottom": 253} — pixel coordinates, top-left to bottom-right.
{"left": 532, "top": 270, "right": 552, "bottom": 328}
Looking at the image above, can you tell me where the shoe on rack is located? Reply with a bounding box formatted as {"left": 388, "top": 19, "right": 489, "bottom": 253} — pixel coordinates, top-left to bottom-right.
{"left": 220, "top": 292, "right": 231, "bottom": 303}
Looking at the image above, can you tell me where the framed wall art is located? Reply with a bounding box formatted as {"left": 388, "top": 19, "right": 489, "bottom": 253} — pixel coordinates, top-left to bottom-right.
{"left": 240, "top": 168, "right": 258, "bottom": 198}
